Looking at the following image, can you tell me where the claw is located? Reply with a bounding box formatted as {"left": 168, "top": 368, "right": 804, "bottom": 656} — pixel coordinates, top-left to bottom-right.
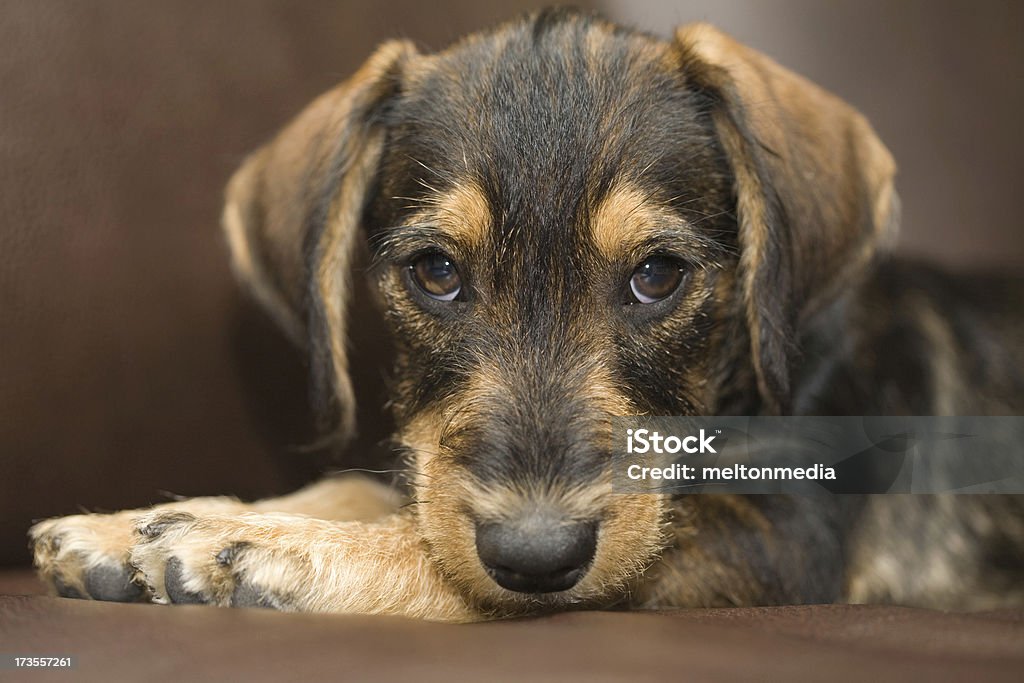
{"left": 136, "top": 512, "right": 196, "bottom": 539}
{"left": 216, "top": 542, "right": 250, "bottom": 567}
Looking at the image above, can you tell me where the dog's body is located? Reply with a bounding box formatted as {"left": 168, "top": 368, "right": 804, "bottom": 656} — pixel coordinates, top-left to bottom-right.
{"left": 31, "top": 9, "right": 1024, "bottom": 620}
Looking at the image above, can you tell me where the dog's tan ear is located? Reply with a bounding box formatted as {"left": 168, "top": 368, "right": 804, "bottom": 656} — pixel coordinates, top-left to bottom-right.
{"left": 674, "top": 24, "right": 898, "bottom": 413}
{"left": 223, "top": 40, "right": 417, "bottom": 438}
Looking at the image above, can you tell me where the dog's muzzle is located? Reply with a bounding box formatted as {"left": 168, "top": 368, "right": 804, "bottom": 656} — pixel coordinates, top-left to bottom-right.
{"left": 475, "top": 511, "right": 597, "bottom": 593}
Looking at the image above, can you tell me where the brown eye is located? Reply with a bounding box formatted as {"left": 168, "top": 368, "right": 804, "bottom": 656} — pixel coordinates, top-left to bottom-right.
{"left": 628, "top": 255, "right": 684, "bottom": 304}
{"left": 411, "top": 251, "right": 462, "bottom": 301}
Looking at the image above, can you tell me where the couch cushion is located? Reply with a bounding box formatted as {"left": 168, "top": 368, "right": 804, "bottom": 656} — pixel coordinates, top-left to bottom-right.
{"left": 1, "top": 594, "right": 1021, "bottom": 682}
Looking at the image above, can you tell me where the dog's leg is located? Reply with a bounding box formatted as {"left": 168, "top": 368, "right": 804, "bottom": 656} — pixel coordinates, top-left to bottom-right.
{"left": 247, "top": 476, "right": 403, "bottom": 520}
{"left": 633, "top": 495, "right": 849, "bottom": 607}
{"left": 30, "top": 476, "right": 401, "bottom": 602}
{"left": 127, "top": 510, "right": 475, "bottom": 621}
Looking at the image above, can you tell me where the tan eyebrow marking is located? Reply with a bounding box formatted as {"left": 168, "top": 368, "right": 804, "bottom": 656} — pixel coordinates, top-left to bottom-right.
{"left": 427, "top": 181, "right": 492, "bottom": 248}
{"left": 590, "top": 182, "right": 680, "bottom": 261}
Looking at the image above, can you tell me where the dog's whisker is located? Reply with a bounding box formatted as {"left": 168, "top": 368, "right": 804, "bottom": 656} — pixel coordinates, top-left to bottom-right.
{"left": 324, "top": 468, "right": 419, "bottom": 477}
{"left": 406, "top": 155, "right": 447, "bottom": 180}
{"left": 414, "top": 177, "right": 442, "bottom": 196}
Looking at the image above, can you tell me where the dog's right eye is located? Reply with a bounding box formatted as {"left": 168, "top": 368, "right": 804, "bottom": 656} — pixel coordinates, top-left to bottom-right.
{"left": 410, "top": 251, "right": 462, "bottom": 301}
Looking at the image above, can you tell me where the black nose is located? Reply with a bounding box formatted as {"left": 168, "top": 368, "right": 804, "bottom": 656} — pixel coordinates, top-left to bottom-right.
{"left": 475, "top": 515, "right": 597, "bottom": 593}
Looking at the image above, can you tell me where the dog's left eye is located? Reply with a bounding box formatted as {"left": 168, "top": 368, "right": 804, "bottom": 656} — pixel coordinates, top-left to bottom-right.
{"left": 410, "top": 251, "right": 462, "bottom": 301}
{"left": 628, "top": 255, "right": 685, "bottom": 304}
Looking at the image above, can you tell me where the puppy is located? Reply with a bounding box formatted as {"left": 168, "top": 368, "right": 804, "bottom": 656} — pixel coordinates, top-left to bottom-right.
{"left": 31, "top": 8, "right": 1024, "bottom": 620}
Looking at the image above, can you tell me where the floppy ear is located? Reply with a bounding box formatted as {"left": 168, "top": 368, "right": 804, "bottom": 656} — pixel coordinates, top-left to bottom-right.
{"left": 222, "top": 40, "right": 417, "bottom": 439}
{"left": 674, "top": 24, "right": 898, "bottom": 414}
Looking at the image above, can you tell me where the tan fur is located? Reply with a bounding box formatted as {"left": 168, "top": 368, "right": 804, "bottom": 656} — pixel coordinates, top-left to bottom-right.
{"left": 675, "top": 24, "right": 898, "bottom": 317}
{"left": 911, "top": 295, "right": 962, "bottom": 416}
{"left": 250, "top": 476, "right": 403, "bottom": 521}
{"left": 635, "top": 496, "right": 782, "bottom": 608}
{"left": 396, "top": 408, "right": 447, "bottom": 491}
{"left": 589, "top": 182, "right": 703, "bottom": 263}
{"left": 130, "top": 511, "right": 474, "bottom": 621}
{"left": 316, "top": 132, "right": 386, "bottom": 437}
{"left": 223, "top": 39, "right": 418, "bottom": 437}
{"left": 415, "top": 181, "right": 493, "bottom": 248}
{"left": 675, "top": 23, "right": 897, "bottom": 410}
{"left": 31, "top": 497, "right": 245, "bottom": 600}
{"left": 712, "top": 117, "right": 775, "bottom": 404}
{"left": 223, "top": 190, "right": 304, "bottom": 344}
{"left": 588, "top": 183, "right": 651, "bottom": 261}
{"left": 30, "top": 477, "right": 399, "bottom": 601}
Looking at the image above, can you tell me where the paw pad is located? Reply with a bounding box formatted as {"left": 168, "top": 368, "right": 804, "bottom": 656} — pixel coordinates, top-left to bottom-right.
{"left": 84, "top": 564, "right": 144, "bottom": 602}
{"left": 163, "top": 557, "right": 208, "bottom": 604}
{"left": 230, "top": 583, "right": 276, "bottom": 609}
{"left": 53, "top": 574, "right": 85, "bottom": 600}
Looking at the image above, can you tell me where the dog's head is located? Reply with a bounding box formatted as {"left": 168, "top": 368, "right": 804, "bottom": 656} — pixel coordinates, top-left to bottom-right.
{"left": 223, "top": 9, "right": 896, "bottom": 615}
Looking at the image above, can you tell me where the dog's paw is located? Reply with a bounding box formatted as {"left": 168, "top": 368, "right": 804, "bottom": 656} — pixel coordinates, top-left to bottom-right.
{"left": 128, "top": 511, "right": 476, "bottom": 619}
{"left": 30, "top": 512, "right": 147, "bottom": 602}
{"left": 129, "top": 511, "right": 311, "bottom": 610}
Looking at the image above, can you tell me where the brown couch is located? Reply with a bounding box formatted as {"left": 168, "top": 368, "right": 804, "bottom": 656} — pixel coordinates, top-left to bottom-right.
{"left": 2, "top": 2, "right": 1022, "bottom": 680}
{"left": 2, "top": 572, "right": 1022, "bottom": 682}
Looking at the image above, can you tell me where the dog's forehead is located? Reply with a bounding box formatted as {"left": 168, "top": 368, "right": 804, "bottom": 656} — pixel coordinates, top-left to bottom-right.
{"left": 382, "top": 17, "right": 718, "bottom": 254}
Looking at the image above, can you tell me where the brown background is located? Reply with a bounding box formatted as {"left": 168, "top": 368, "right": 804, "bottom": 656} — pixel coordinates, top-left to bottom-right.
{"left": 1, "top": 1, "right": 1022, "bottom": 566}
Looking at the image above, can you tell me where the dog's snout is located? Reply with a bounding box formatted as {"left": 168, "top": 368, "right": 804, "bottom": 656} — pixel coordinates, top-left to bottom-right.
{"left": 475, "top": 514, "right": 597, "bottom": 593}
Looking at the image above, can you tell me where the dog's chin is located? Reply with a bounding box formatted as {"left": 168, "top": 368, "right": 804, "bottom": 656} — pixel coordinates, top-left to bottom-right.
{"left": 476, "top": 583, "right": 596, "bottom": 616}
